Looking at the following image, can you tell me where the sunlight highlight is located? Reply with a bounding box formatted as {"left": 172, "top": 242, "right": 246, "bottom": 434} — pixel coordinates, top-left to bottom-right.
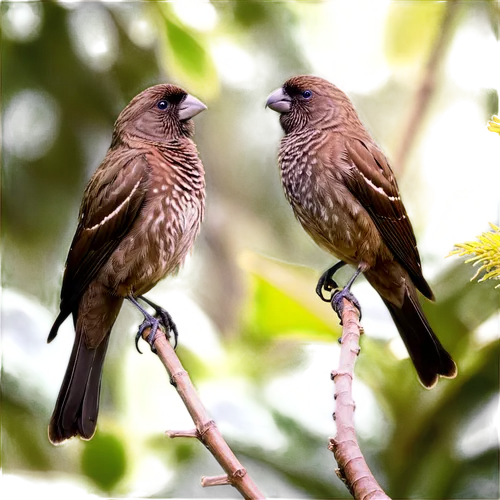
{"left": 129, "top": 457, "right": 174, "bottom": 498}
{"left": 473, "top": 312, "right": 500, "bottom": 347}
{"left": 121, "top": 286, "right": 224, "bottom": 459}
{"left": 302, "top": 0, "right": 385, "bottom": 82}
{"left": 389, "top": 337, "right": 410, "bottom": 360}
{"left": 11, "top": 2, "right": 35, "bottom": 31}
{"left": 174, "top": 0, "right": 217, "bottom": 29}
{"left": 431, "top": 176, "right": 500, "bottom": 254}
{"left": 201, "top": 379, "right": 287, "bottom": 451}
{"left": 1, "top": 288, "right": 72, "bottom": 402}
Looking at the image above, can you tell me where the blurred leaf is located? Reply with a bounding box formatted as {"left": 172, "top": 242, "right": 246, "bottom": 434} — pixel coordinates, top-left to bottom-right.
{"left": 157, "top": 6, "right": 218, "bottom": 99}
{"left": 382, "top": 1, "right": 446, "bottom": 82}
{"left": 359, "top": 262, "right": 499, "bottom": 420}
{"left": 212, "top": 254, "right": 338, "bottom": 382}
{"left": 354, "top": 258, "right": 499, "bottom": 496}
{"left": 467, "top": 0, "right": 500, "bottom": 42}
{"left": 1, "top": 386, "right": 51, "bottom": 471}
{"left": 460, "top": 392, "right": 500, "bottom": 455}
{"left": 392, "top": 340, "right": 498, "bottom": 497}
{"left": 78, "top": 415, "right": 142, "bottom": 496}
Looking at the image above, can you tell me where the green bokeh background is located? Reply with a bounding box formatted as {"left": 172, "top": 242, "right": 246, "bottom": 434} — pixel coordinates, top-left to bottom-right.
{"left": 1, "top": 1, "right": 499, "bottom": 498}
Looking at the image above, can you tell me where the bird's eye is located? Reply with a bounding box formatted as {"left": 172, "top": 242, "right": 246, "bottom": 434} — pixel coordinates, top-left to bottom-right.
{"left": 157, "top": 100, "right": 168, "bottom": 110}
{"left": 302, "top": 90, "right": 313, "bottom": 99}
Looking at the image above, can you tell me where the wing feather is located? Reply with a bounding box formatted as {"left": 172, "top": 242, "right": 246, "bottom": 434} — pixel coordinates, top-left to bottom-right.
{"left": 342, "top": 139, "right": 434, "bottom": 300}
{"left": 60, "top": 153, "right": 149, "bottom": 314}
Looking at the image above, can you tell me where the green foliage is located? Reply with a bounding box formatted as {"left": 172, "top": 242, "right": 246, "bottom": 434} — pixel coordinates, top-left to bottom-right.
{"left": 81, "top": 422, "right": 133, "bottom": 494}
{"left": 157, "top": 5, "right": 218, "bottom": 99}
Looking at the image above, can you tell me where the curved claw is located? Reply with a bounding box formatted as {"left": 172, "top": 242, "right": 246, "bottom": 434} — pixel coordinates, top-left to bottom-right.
{"left": 316, "top": 261, "right": 346, "bottom": 302}
{"left": 316, "top": 277, "right": 340, "bottom": 302}
{"left": 171, "top": 325, "right": 179, "bottom": 350}
{"left": 154, "top": 310, "right": 179, "bottom": 349}
{"left": 134, "top": 316, "right": 162, "bottom": 354}
{"left": 135, "top": 332, "right": 143, "bottom": 354}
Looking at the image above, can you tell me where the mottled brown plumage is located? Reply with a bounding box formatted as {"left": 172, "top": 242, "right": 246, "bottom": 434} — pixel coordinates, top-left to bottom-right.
{"left": 48, "top": 84, "right": 206, "bottom": 444}
{"left": 267, "top": 75, "right": 457, "bottom": 388}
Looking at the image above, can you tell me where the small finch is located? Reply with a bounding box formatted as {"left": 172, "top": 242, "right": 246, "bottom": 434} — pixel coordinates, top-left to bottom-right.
{"left": 48, "top": 84, "right": 207, "bottom": 444}
{"left": 266, "top": 75, "right": 457, "bottom": 388}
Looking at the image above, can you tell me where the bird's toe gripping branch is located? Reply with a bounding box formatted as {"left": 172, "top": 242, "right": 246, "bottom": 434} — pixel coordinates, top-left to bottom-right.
{"left": 138, "top": 295, "right": 179, "bottom": 349}
{"left": 127, "top": 295, "right": 179, "bottom": 354}
{"left": 331, "top": 288, "right": 362, "bottom": 323}
{"left": 153, "top": 308, "right": 179, "bottom": 348}
{"left": 319, "top": 265, "right": 363, "bottom": 323}
{"left": 135, "top": 315, "right": 162, "bottom": 353}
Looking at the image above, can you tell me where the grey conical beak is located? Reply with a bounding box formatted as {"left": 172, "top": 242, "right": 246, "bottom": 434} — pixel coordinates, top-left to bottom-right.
{"left": 266, "top": 87, "right": 291, "bottom": 113}
{"left": 179, "top": 94, "right": 207, "bottom": 121}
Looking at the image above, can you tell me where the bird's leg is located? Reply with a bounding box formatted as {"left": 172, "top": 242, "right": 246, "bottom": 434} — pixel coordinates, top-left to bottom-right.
{"left": 331, "top": 266, "right": 363, "bottom": 323}
{"left": 316, "top": 261, "right": 347, "bottom": 302}
{"left": 138, "top": 295, "right": 179, "bottom": 349}
{"left": 127, "top": 295, "right": 168, "bottom": 354}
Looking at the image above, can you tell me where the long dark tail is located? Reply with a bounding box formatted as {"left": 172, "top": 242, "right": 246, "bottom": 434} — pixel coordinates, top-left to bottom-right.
{"left": 48, "top": 329, "right": 111, "bottom": 445}
{"left": 381, "top": 287, "right": 457, "bottom": 388}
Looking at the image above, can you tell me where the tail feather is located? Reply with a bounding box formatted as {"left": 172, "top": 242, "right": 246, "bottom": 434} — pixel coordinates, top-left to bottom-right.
{"left": 381, "top": 288, "right": 457, "bottom": 388}
{"left": 47, "top": 310, "right": 70, "bottom": 343}
{"left": 80, "top": 334, "right": 110, "bottom": 439}
{"left": 48, "top": 331, "right": 110, "bottom": 445}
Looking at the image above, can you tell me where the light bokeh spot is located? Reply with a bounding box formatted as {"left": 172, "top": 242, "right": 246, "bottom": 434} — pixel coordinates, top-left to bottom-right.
{"left": 295, "top": 0, "right": 391, "bottom": 94}
{"left": 212, "top": 41, "right": 257, "bottom": 88}
{"left": 11, "top": 2, "right": 36, "bottom": 32}
{"left": 172, "top": 0, "right": 217, "bottom": 32}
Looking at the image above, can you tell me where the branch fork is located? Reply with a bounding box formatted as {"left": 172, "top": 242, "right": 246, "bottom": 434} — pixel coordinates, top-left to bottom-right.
{"left": 143, "top": 328, "right": 265, "bottom": 499}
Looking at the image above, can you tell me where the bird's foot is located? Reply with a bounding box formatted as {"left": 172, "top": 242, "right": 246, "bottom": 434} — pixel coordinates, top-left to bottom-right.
{"left": 138, "top": 296, "right": 179, "bottom": 349}
{"left": 135, "top": 315, "right": 163, "bottom": 354}
{"left": 153, "top": 308, "right": 178, "bottom": 350}
{"left": 128, "top": 295, "right": 178, "bottom": 354}
{"left": 331, "top": 287, "right": 362, "bottom": 324}
{"left": 316, "top": 261, "right": 346, "bottom": 302}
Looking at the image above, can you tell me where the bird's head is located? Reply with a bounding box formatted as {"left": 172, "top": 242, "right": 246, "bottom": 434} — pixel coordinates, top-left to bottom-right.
{"left": 113, "top": 84, "right": 207, "bottom": 143}
{"left": 266, "top": 75, "right": 356, "bottom": 134}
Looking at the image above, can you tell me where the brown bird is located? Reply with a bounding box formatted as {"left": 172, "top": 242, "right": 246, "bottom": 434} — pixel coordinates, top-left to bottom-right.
{"left": 266, "top": 75, "right": 457, "bottom": 388}
{"left": 48, "top": 84, "right": 207, "bottom": 444}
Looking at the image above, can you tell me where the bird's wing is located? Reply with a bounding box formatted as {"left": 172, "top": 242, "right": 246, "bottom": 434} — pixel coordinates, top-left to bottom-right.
{"left": 341, "top": 138, "right": 433, "bottom": 299}
{"left": 59, "top": 152, "right": 149, "bottom": 313}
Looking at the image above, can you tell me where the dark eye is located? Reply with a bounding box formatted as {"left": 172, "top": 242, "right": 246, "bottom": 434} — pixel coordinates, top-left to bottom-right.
{"left": 157, "top": 100, "right": 168, "bottom": 110}
{"left": 302, "top": 90, "right": 313, "bottom": 99}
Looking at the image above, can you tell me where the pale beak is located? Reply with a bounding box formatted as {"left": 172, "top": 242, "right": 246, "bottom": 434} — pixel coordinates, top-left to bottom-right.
{"left": 266, "top": 87, "right": 291, "bottom": 113}
{"left": 179, "top": 94, "right": 207, "bottom": 121}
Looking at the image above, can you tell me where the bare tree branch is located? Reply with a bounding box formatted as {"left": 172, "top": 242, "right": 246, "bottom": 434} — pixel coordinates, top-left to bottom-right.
{"left": 143, "top": 329, "right": 266, "bottom": 499}
{"left": 328, "top": 299, "right": 391, "bottom": 500}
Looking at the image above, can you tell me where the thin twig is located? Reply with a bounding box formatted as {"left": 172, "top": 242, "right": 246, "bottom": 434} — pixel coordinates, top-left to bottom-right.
{"left": 328, "top": 299, "right": 391, "bottom": 500}
{"left": 143, "top": 329, "right": 265, "bottom": 500}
